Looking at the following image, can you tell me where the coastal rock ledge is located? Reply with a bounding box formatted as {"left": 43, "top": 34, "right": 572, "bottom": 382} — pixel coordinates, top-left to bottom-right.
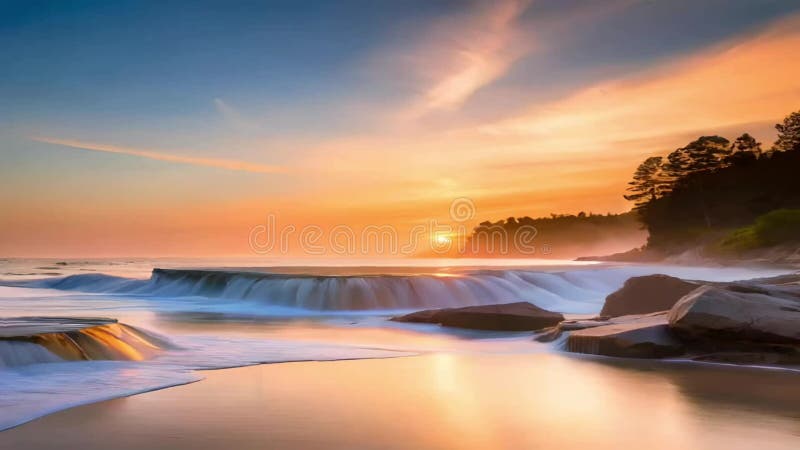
{"left": 0, "top": 317, "right": 170, "bottom": 365}
{"left": 566, "top": 313, "right": 684, "bottom": 358}
{"left": 391, "top": 302, "right": 564, "bottom": 331}
{"left": 600, "top": 274, "right": 698, "bottom": 317}
{"left": 557, "top": 274, "right": 800, "bottom": 364}
{"left": 668, "top": 285, "right": 800, "bottom": 344}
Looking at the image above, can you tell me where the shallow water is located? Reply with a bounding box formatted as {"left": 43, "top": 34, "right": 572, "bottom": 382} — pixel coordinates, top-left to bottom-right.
{"left": 0, "top": 258, "right": 797, "bottom": 442}
{"left": 1, "top": 354, "right": 798, "bottom": 450}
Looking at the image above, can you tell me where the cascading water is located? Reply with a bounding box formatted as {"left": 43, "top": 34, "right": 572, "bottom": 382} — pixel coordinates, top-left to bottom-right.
{"left": 0, "top": 341, "right": 63, "bottom": 368}
{"left": 32, "top": 268, "right": 630, "bottom": 313}
{"left": 24, "top": 264, "right": 792, "bottom": 314}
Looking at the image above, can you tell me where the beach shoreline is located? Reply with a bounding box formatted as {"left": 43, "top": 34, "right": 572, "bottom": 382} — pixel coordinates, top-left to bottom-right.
{"left": 2, "top": 353, "right": 799, "bottom": 450}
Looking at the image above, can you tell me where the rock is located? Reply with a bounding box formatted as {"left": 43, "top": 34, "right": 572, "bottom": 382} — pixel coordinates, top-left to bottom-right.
{"left": 392, "top": 302, "right": 564, "bottom": 331}
{"left": 535, "top": 318, "right": 616, "bottom": 342}
{"left": 0, "top": 317, "right": 117, "bottom": 337}
{"left": 600, "top": 274, "right": 698, "bottom": 317}
{"left": 391, "top": 308, "right": 440, "bottom": 324}
{"left": 566, "top": 313, "right": 684, "bottom": 358}
{"left": 534, "top": 327, "right": 562, "bottom": 342}
{"left": 691, "top": 350, "right": 800, "bottom": 365}
{"left": 668, "top": 285, "right": 800, "bottom": 344}
{"left": 0, "top": 317, "right": 170, "bottom": 363}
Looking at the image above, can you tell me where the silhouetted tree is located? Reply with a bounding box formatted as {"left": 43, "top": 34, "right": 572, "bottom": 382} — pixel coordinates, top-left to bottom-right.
{"left": 773, "top": 110, "right": 800, "bottom": 153}
{"left": 658, "top": 136, "right": 730, "bottom": 228}
{"left": 662, "top": 136, "right": 731, "bottom": 179}
{"left": 467, "top": 212, "right": 640, "bottom": 257}
{"left": 624, "top": 156, "right": 663, "bottom": 210}
{"left": 730, "top": 133, "right": 762, "bottom": 156}
{"left": 725, "top": 133, "right": 762, "bottom": 165}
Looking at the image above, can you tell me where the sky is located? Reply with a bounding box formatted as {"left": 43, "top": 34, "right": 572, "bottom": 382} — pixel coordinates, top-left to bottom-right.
{"left": 1, "top": 0, "right": 800, "bottom": 257}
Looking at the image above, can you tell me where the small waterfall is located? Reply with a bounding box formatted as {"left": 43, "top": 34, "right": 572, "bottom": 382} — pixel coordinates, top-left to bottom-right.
{"left": 23, "top": 268, "right": 626, "bottom": 313}
{"left": 23, "top": 265, "right": 788, "bottom": 314}
{"left": 0, "top": 341, "right": 63, "bottom": 368}
{"left": 37, "top": 268, "right": 613, "bottom": 312}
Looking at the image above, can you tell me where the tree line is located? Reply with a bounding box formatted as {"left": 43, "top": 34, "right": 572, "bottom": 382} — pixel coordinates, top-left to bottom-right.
{"left": 625, "top": 109, "right": 800, "bottom": 253}
{"left": 465, "top": 211, "right": 643, "bottom": 258}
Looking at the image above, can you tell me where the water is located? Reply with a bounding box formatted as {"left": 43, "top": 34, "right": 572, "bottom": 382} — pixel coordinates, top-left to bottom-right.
{"left": 2, "top": 258, "right": 787, "bottom": 315}
{"left": 2, "top": 355, "right": 799, "bottom": 450}
{"left": 0, "top": 258, "right": 796, "bottom": 437}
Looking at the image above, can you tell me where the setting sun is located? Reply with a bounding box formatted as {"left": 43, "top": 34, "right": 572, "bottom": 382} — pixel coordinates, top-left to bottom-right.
{"left": 434, "top": 234, "right": 452, "bottom": 245}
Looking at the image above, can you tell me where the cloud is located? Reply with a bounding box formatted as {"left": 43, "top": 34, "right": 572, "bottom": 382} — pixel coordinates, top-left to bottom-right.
{"left": 32, "top": 136, "right": 287, "bottom": 174}
{"left": 377, "top": 0, "right": 532, "bottom": 119}
{"left": 481, "top": 14, "right": 800, "bottom": 147}
{"left": 422, "top": 0, "right": 531, "bottom": 111}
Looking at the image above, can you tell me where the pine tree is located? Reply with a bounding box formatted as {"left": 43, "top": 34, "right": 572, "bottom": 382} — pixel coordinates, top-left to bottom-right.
{"left": 662, "top": 135, "right": 731, "bottom": 180}
{"left": 730, "top": 133, "right": 762, "bottom": 156}
{"left": 624, "top": 156, "right": 664, "bottom": 210}
{"left": 725, "top": 133, "right": 762, "bottom": 164}
{"left": 773, "top": 110, "right": 800, "bottom": 153}
{"left": 658, "top": 136, "right": 730, "bottom": 229}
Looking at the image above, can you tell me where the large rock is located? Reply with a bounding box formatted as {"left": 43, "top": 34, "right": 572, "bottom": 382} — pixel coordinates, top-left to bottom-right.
{"left": 566, "top": 313, "right": 684, "bottom": 358}
{"left": 391, "top": 302, "right": 564, "bottom": 331}
{"left": 600, "top": 274, "right": 698, "bottom": 317}
{"left": 536, "top": 316, "right": 631, "bottom": 343}
{"left": 0, "top": 317, "right": 170, "bottom": 363}
{"left": 668, "top": 285, "right": 800, "bottom": 344}
{"left": 0, "top": 317, "right": 117, "bottom": 337}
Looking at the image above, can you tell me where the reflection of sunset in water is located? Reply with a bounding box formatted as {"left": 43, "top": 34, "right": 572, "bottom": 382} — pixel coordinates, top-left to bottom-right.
{"left": 5, "top": 353, "right": 798, "bottom": 450}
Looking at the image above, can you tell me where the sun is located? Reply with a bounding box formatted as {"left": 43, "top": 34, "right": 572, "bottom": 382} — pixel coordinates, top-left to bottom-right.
{"left": 434, "top": 234, "right": 451, "bottom": 245}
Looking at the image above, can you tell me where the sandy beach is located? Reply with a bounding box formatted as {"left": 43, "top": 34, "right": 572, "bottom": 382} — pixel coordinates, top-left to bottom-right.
{"left": 2, "top": 353, "right": 799, "bottom": 450}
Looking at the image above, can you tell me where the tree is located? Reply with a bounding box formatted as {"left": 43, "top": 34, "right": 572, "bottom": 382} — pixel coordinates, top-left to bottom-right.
{"left": 730, "top": 133, "right": 762, "bottom": 156}
{"left": 725, "top": 133, "right": 762, "bottom": 165}
{"left": 773, "top": 110, "right": 800, "bottom": 153}
{"left": 624, "top": 156, "right": 664, "bottom": 210}
{"left": 662, "top": 136, "right": 731, "bottom": 179}
{"left": 660, "top": 136, "right": 730, "bottom": 229}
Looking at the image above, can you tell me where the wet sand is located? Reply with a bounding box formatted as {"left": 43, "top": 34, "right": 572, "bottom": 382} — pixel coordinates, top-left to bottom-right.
{"left": 1, "top": 353, "right": 799, "bottom": 450}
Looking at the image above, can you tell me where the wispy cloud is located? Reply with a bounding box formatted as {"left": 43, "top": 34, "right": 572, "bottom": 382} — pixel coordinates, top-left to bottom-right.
{"left": 32, "top": 136, "right": 287, "bottom": 174}
{"left": 481, "top": 14, "right": 800, "bottom": 146}
{"left": 422, "top": 0, "right": 531, "bottom": 111}
{"left": 378, "top": 0, "right": 532, "bottom": 119}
